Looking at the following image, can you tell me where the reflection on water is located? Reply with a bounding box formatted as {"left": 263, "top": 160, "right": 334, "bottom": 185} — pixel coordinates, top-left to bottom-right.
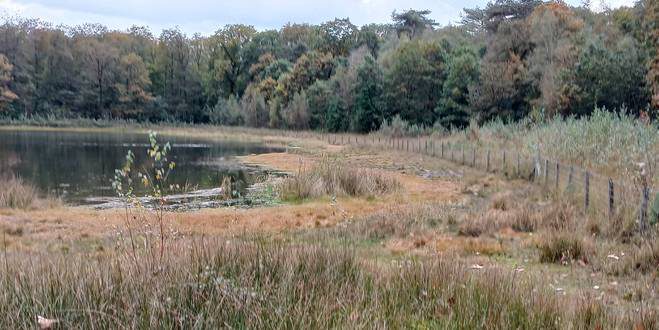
{"left": 0, "top": 129, "right": 282, "bottom": 205}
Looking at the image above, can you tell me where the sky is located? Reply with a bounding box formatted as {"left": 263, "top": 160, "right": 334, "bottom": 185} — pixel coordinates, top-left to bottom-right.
{"left": 0, "top": 0, "right": 638, "bottom": 36}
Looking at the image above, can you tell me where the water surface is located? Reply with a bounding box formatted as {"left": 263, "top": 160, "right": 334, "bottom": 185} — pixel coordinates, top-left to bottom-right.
{"left": 0, "top": 129, "right": 282, "bottom": 205}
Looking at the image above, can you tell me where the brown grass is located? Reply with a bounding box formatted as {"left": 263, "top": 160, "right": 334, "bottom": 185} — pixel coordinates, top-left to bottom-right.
{"left": 457, "top": 210, "right": 508, "bottom": 237}
{"left": 538, "top": 231, "right": 591, "bottom": 264}
{"left": 279, "top": 158, "right": 401, "bottom": 201}
{"left": 0, "top": 176, "right": 39, "bottom": 209}
{"left": 1, "top": 236, "right": 653, "bottom": 329}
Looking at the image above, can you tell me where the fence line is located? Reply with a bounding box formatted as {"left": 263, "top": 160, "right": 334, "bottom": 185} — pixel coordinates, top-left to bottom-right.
{"left": 323, "top": 133, "right": 656, "bottom": 234}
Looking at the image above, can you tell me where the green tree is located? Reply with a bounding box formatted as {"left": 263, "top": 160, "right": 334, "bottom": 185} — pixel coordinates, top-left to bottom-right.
{"left": 76, "top": 37, "right": 119, "bottom": 117}
{"left": 212, "top": 24, "right": 257, "bottom": 98}
{"left": 306, "top": 80, "right": 332, "bottom": 129}
{"left": 470, "top": 18, "right": 534, "bottom": 121}
{"left": 463, "top": 0, "right": 542, "bottom": 34}
{"left": 383, "top": 40, "right": 446, "bottom": 126}
{"left": 353, "top": 55, "right": 383, "bottom": 132}
{"left": 209, "top": 95, "right": 242, "bottom": 125}
{"left": 282, "top": 91, "right": 310, "bottom": 129}
{"left": 317, "top": 18, "right": 358, "bottom": 56}
{"left": 279, "top": 51, "right": 335, "bottom": 103}
{"left": 240, "top": 85, "right": 268, "bottom": 127}
{"left": 436, "top": 47, "right": 479, "bottom": 128}
{"left": 391, "top": 10, "right": 438, "bottom": 39}
{"left": 152, "top": 28, "right": 204, "bottom": 120}
{"left": 562, "top": 37, "right": 649, "bottom": 115}
{"left": 641, "top": 0, "right": 658, "bottom": 110}
{"left": 326, "top": 95, "right": 349, "bottom": 132}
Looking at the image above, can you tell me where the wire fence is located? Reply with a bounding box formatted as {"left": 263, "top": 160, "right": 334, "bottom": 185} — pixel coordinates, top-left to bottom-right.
{"left": 321, "top": 133, "right": 657, "bottom": 234}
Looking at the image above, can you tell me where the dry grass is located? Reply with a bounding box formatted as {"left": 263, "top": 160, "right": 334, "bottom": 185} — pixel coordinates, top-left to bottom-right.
{"left": 538, "top": 231, "right": 591, "bottom": 264}
{"left": 0, "top": 176, "right": 62, "bottom": 210}
{"left": 457, "top": 210, "right": 508, "bottom": 237}
{"left": 1, "top": 237, "right": 653, "bottom": 329}
{"left": 510, "top": 205, "right": 540, "bottom": 232}
{"left": 279, "top": 158, "right": 401, "bottom": 201}
{"left": 607, "top": 240, "right": 659, "bottom": 275}
{"left": 348, "top": 203, "right": 450, "bottom": 241}
{"left": 0, "top": 176, "right": 38, "bottom": 209}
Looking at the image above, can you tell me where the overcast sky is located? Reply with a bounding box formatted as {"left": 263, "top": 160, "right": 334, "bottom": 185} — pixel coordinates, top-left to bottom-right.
{"left": 0, "top": 0, "right": 637, "bottom": 36}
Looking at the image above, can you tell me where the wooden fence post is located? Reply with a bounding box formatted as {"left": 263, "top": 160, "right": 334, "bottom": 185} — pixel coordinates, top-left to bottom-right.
{"left": 516, "top": 153, "right": 521, "bottom": 177}
{"left": 584, "top": 171, "right": 590, "bottom": 212}
{"left": 486, "top": 150, "right": 491, "bottom": 172}
{"left": 503, "top": 150, "right": 507, "bottom": 172}
{"left": 462, "top": 146, "right": 465, "bottom": 164}
{"left": 555, "top": 163, "right": 560, "bottom": 191}
{"left": 441, "top": 142, "right": 445, "bottom": 158}
{"left": 472, "top": 148, "right": 476, "bottom": 167}
{"left": 544, "top": 159, "right": 549, "bottom": 186}
{"left": 608, "top": 178, "right": 614, "bottom": 218}
{"left": 451, "top": 144, "right": 454, "bottom": 161}
{"left": 639, "top": 186, "right": 649, "bottom": 233}
{"left": 568, "top": 166, "right": 574, "bottom": 187}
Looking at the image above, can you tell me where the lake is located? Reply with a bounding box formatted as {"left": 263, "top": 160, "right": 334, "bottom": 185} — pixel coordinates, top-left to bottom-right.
{"left": 0, "top": 129, "right": 283, "bottom": 206}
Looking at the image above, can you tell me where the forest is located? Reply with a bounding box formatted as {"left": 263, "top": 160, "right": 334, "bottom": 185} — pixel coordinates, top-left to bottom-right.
{"left": 0, "top": 0, "right": 657, "bottom": 132}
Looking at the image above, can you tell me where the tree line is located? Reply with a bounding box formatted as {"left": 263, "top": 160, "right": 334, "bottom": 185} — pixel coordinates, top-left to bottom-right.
{"left": 0, "top": 0, "right": 657, "bottom": 132}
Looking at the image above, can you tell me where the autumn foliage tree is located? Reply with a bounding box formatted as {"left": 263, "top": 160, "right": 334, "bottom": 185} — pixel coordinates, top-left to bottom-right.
{"left": 0, "top": 54, "right": 17, "bottom": 112}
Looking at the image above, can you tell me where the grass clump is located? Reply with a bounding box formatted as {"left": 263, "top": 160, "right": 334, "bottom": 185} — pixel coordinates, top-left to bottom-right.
{"left": 627, "top": 240, "right": 659, "bottom": 274}
{"left": 347, "top": 203, "right": 450, "bottom": 242}
{"left": 279, "top": 158, "right": 400, "bottom": 201}
{"left": 0, "top": 176, "right": 38, "bottom": 209}
{"left": 457, "top": 211, "right": 507, "bottom": 237}
{"left": 511, "top": 206, "right": 539, "bottom": 232}
{"left": 538, "top": 232, "right": 589, "bottom": 264}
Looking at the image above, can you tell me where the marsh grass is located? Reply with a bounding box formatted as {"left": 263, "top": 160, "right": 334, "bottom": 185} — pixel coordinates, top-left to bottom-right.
{"left": 538, "top": 231, "right": 591, "bottom": 264}
{"left": 0, "top": 176, "right": 37, "bottom": 209}
{"left": 0, "top": 176, "right": 60, "bottom": 209}
{"left": 458, "top": 109, "right": 659, "bottom": 186}
{"left": 0, "top": 237, "right": 642, "bottom": 329}
{"left": 345, "top": 203, "right": 453, "bottom": 242}
{"left": 279, "top": 158, "right": 401, "bottom": 201}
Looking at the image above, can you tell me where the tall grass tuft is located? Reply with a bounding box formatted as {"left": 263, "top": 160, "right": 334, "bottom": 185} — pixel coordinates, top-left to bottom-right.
{"left": 0, "top": 176, "right": 38, "bottom": 209}
{"left": 538, "top": 231, "right": 590, "bottom": 264}
{"left": 279, "top": 158, "right": 400, "bottom": 201}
